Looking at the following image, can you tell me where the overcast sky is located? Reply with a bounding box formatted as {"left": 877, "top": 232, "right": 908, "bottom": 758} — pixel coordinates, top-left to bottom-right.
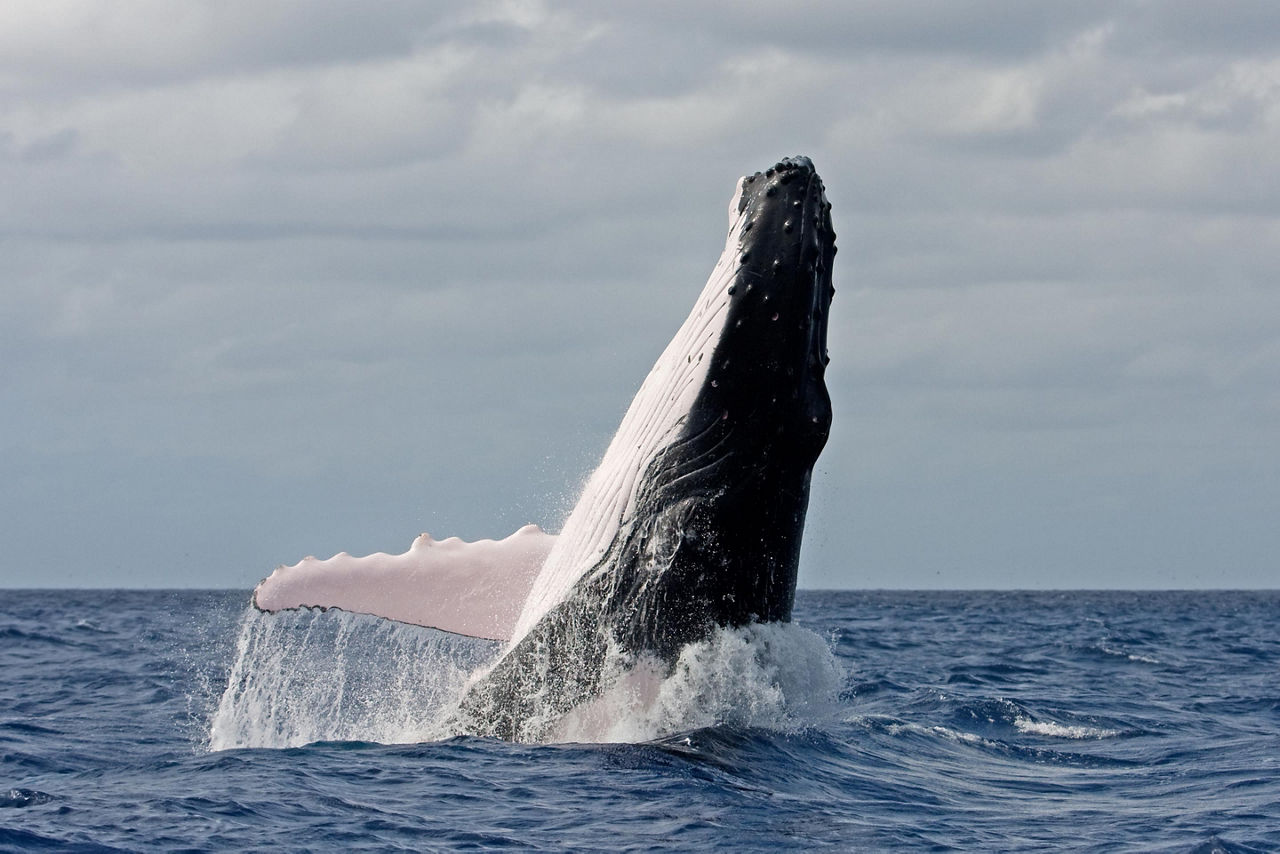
{"left": 3, "top": 1, "right": 1277, "bottom": 590}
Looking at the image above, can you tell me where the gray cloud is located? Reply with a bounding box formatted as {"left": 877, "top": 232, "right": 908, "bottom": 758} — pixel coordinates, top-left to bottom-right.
{"left": 2, "top": 1, "right": 1277, "bottom": 589}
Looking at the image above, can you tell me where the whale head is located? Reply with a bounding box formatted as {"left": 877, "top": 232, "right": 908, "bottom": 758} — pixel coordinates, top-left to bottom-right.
{"left": 507, "top": 156, "right": 836, "bottom": 666}
{"left": 598, "top": 155, "right": 835, "bottom": 658}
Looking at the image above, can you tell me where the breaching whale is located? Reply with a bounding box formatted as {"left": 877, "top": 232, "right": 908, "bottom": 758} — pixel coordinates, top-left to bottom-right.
{"left": 254, "top": 156, "right": 835, "bottom": 741}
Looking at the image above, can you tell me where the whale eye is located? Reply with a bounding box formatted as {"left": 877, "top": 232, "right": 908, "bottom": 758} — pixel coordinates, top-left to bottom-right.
{"left": 771, "top": 312, "right": 779, "bottom": 321}
{"left": 783, "top": 220, "right": 793, "bottom": 233}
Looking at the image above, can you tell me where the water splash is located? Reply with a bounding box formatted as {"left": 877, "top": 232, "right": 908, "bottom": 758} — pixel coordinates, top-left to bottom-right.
{"left": 208, "top": 605, "right": 842, "bottom": 750}
{"left": 208, "top": 607, "right": 497, "bottom": 750}
{"left": 555, "top": 622, "right": 844, "bottom": 743}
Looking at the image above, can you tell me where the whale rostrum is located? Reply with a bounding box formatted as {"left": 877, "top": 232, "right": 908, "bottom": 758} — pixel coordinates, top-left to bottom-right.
{"left": 253, "top": 156, "right": 835, "bottom": 741}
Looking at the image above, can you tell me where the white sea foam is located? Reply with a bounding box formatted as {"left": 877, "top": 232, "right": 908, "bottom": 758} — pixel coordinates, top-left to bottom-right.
{"left": 1099, "top": 644, "right": 1161, "bottom": 664}
{"left": 1013, "top": 716, "right": 1120, "bottom": 739}
{"left": 208, "top": 606, "right": 842, "bottom": 750}
{"left": 555, "top": 622, "right": 844, "bottom": 744}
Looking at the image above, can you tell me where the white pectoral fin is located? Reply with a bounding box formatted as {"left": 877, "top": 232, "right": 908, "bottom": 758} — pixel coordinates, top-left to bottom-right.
{"left": 252, "top": 524, "right": 556, "bottom": 642}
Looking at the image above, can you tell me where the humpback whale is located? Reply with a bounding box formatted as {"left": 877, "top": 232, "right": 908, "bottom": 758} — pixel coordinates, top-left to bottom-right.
{"left": 254, "top": 156, "right": 835, "bottom": 741}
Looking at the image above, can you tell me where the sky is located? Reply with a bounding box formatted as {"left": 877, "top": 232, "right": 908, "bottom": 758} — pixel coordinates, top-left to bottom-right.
{"left": 3, "top": 1, "right": 1278, "bottom": 590}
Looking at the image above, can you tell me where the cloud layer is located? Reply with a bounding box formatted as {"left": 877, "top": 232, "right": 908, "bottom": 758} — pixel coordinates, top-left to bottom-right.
{"left": 3, "top": 1, "right": 1277, "bottom": 588}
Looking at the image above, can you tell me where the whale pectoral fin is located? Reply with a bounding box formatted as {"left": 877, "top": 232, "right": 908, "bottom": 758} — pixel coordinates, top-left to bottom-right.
{"left": 252, "top": 524, "right": 556, "bottom": 642}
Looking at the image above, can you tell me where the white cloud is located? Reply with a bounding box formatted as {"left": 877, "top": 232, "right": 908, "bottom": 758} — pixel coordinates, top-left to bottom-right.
{"left": 2, "top": 1, "right": 1278, "bottom": 588}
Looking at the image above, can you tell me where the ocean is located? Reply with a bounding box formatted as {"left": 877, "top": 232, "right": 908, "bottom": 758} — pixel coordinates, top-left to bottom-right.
{"left": 2, "top": 589, "right": 1276, "bottom": 852}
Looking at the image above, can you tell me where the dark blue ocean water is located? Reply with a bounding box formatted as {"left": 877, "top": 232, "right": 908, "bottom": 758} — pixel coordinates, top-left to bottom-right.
{"left": 2, "top": 589, "right": 1277, "bottom": 852}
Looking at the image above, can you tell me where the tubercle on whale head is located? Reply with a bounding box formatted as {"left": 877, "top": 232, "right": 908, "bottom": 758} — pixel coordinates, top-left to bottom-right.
{"left": 699, "top": 156, "right": 835, "bottom": 460}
